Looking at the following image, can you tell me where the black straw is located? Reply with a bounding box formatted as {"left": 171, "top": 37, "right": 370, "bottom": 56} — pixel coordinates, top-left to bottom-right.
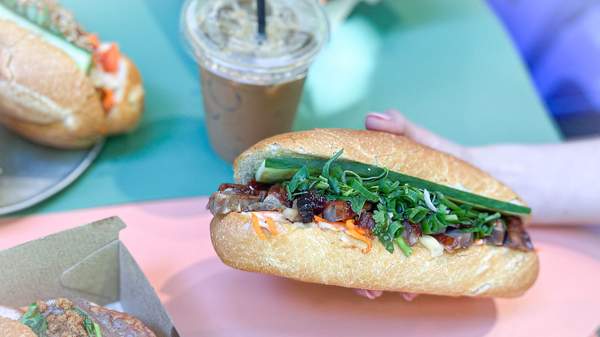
{"left": 257, "top": 0, "right": 266, "bottom": 41}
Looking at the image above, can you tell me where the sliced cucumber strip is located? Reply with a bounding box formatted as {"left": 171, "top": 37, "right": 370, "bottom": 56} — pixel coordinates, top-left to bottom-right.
{"left": 254, "top": 160, "right": 298, "bottom": 183}
{"left": 0, "top": 4, "right": 92, "bottom": 73}
{"left": 258, "top": 156, "right": 532, "bottom": 216}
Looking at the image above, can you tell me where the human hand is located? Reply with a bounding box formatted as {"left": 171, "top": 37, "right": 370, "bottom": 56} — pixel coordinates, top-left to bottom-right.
{"left": 365, "top": 109, "right": 470, "bottom": 161}
{"left": 365, "top": 109, "right": 600, "bottom": 226}
{"left": 353, "top": 289, "right": 418, "bottom": 301}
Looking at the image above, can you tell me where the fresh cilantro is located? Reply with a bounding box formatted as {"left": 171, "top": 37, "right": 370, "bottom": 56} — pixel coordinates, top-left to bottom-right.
{"left": 74, "top": 307, "right": 102, "bottom": 337}
{"left": 20, "top": 303, "right": 48, "bottom": 337}
{"left": 372, "top": 204, "right": 387, "bottom": 228}
{"left": 348, "top": 178, "right": 379, "bottom": 202}
{"left": 321, "top": 150, "right": 343, "bottom": 194}
{"left": 321, "top": 149, "right": 343, "bottom": 178}
{"left": 349, "top": 195, "right": 367, "bottom": 213}
{"left": 286, "top": 165, "right": 309, "bottom": 199}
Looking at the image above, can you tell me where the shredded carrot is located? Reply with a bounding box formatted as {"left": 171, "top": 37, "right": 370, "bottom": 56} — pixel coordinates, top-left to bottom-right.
{"left": 87, "top": 34, "right": 100, "bottom": 50}
{"left": 355, "top": 227, "right": 367, "bottom": 235}
{"left": 315, "top": 216, "right": 372, "bottom": 253}
{"left": 313, "top": 215, "right": 327, "bottom": 223}
{"left": 265, "top": 217, "right": 278, "bottom": 235}
{"left": 102, "top": 88, "right": 115, "bottom": 111}
{"left": 346, "top": 229, "right": 372, "bottom": 253}
{"left": 313, "top": 215, "right": 345, "bottom": 229}
{"left": 98, "top": 43, "right": 121, "bottom": 73}
{"left": 345, "top": 219, "right": 356, "bottom": 230}
{"left": 345, "top": 219, "right": 368, "bottom": 235}
{"left": 251, "top": 213, "right": 267, "bottom": 240}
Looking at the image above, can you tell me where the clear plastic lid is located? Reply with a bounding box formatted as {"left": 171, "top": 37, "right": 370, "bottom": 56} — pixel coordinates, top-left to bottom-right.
{"left": 181, "top": 0, "right": 329, "bottom": 85}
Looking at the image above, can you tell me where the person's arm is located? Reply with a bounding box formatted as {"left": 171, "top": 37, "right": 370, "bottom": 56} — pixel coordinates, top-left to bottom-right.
{"left": 365, "top": 110, "right": 600, "bottom": 225}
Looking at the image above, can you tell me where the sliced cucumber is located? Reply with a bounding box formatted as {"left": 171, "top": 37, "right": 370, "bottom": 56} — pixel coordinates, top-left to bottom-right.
{"left": 0, "top": 3, "right": 92, "bottom": 73}
{"left": 257, "top": 156, "right": 532, "bottom": 216}
{"left": 254, "top": 161, "right": 298, "bottom": 183}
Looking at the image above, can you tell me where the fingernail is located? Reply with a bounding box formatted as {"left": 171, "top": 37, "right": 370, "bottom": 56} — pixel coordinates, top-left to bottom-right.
{"left": 366, "top": 112, "right": 391, "bottom": 121}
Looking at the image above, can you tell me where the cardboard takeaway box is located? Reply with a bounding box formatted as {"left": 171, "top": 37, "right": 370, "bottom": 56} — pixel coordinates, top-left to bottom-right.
{"left": 0, "top": 217, "right": 179, "bottom": 337}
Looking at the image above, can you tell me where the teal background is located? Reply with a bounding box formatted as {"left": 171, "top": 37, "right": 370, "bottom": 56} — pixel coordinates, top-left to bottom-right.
{"left": 21, "top": 0, "right": 560, "bottom": 215}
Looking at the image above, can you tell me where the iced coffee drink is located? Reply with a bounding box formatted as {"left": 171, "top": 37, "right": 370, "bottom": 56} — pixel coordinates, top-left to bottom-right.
{"left": 182, "top": 0, "right": 329, "bottom": 162}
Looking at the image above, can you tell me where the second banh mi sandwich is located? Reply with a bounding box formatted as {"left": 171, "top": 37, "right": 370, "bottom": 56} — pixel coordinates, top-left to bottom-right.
{"left": 0, "top": 0, "right": 144, "bottom": 149}
{"left": 208, "top": 129, "right": 539, "bottom": 298}
{"left": 0, "top": 298, "right": 157, "bottom": 337}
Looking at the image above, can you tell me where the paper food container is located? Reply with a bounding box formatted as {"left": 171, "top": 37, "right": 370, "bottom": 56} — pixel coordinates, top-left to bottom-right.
{"left": 0, "top": 216, "right": 179, "bottom": 337}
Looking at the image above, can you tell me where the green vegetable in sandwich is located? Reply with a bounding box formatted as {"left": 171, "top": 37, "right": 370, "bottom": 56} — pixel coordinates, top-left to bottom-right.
{"left": 211, "top": 148, "right": 533, "bottom": 256}
{"left": 6, "top": 298, "right": 157, "bottom": 337}
{"left": 20, "top": 303, "right": 48, "bottom": 337}
{"left": 0, "top": 0, "right": 93, "bottom": 72}
{"left": 257, "top": 149, "right": 532, "bottom": 255}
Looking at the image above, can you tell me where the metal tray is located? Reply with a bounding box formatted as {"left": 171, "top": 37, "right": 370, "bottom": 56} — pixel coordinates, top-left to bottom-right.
{"left": 0, "top": 127, "right": 103, "bottom": 215}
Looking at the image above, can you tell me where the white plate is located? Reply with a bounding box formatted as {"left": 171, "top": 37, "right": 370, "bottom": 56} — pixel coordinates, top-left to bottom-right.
{"left": 0, "top": 126, "right": 103, "bottom": 215}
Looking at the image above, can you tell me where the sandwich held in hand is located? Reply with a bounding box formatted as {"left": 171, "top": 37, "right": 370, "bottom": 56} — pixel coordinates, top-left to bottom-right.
{"left": 0, "top": 298, "right": 156, "bottom": 337}
{"left": 0, "top": 0, "right": 144, "bottom": 149}
{"left": 208, "top": 129, "right": 539, "bottom": 298}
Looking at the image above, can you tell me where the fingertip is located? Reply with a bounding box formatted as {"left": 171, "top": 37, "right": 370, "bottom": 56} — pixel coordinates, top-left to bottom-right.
{"left": 366, "top": 112, "right": 392, "bottom": 121}
{"left": 365, "top": 115, "right": 385, "bottom": 131}
{"left": 385, "top": 109, "right": 406, "bottom": 122}
{"left": 365, "top": 114, "right": 407, "bottom": 135}
{"left": 365, "top": 112, "right": 391, "bottom": 130}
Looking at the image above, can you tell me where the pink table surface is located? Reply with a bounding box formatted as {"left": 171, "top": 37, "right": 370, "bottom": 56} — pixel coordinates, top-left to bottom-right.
{"left": 1, "top": 197, "right": 599, "bottom": 337}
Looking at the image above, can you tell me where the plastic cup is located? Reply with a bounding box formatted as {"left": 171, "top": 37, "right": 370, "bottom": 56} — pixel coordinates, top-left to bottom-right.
{"left": 181, "top": 0, "right": 329, "bottom": 162}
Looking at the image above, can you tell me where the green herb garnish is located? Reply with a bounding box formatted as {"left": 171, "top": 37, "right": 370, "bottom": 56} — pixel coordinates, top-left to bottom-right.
{"left": 20, "top": 303, "right": 48, "bottom": 337}
{"left": 19, "top": 303, "right": 101, "bottom": 337}
{"left": 272, "top": 150, "right": 521, "bottom": 256}
{"left": 0, "top": 1, "right": 93, "bottom": 72}
{"left": 260, "top": 154, "right": 531, "bottom": 215}
{"left": 74, "top": 307, "right": 102, "bottom": 337}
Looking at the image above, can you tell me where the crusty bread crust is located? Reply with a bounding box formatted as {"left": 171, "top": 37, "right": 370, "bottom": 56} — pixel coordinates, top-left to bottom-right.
{"left": 0, "top": 19, "right": 105, "bottom": 148}
{"left": 211, "top": 213, "right": 539, "bottom": 297}
{"left": 0, "top": 317, "right": 36, "bottom": 337}
{"left": 0, "top": 20, "right": 143, "bottom": 149}
{"left": 234, "top": 129, "right": 524, "bottom": 204}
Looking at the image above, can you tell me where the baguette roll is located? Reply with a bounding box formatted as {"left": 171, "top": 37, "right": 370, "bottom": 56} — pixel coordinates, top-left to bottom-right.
{"left": 211, "top": 129, "right": 539, "bottom": 297}
{"left": 0, "top": 17, "right": 144, "bottom": 149}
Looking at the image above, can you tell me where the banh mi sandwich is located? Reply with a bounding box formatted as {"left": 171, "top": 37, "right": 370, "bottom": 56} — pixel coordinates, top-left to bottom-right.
{"left": 0, "top": 0, "right": 144, "bottom": 149}
{"left": 208, "top": 129, "right": 539, "bottom": 298}
{"left": 0, "top": 298, "right": 156, "bottom": 337}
